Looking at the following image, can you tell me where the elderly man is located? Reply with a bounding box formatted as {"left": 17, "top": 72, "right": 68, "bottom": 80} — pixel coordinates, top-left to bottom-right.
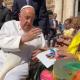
{"left": 0, "top": 5, "right": 46, "bottom": 80}
{"left": 12, "top": 0, "right": 49, "bottom": 37}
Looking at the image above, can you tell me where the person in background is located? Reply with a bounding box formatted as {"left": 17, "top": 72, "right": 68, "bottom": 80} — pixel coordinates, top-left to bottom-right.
{"left": 58, "top": 21, "right": 64, "bottom": 34}
{"left": 56, "top": 18, "right": 76, "bottom": 47}
{"left": 0, "top": 0, "right": 12, "bottom": 29}
{"left": 47, "top": 11, "right": 58, "bottom": 47}
{"left": 12, "top": 0, "right": 49, "bottom": 38}
{"left": 0, "top": 5, "right": 46, "bottom": 80}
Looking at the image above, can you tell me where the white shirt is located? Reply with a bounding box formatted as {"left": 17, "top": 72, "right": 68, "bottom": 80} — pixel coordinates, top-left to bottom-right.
{"left": 0, "top": 20, "right": 46, "bottom": 62}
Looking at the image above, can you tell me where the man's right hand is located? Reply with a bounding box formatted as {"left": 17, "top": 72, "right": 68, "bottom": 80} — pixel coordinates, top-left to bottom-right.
{"left": 21, "top": 28, "right": 42, "bottom": 43}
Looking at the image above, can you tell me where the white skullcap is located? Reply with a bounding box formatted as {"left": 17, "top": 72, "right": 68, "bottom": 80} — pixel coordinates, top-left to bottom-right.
{"left": 20, "top": 5, "right": 34, "bottom": 12}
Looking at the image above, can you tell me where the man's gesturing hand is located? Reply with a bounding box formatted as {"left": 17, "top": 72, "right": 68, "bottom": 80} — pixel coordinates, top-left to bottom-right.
{"left": 21, "top": 28, "right": 42, "bottom": 43}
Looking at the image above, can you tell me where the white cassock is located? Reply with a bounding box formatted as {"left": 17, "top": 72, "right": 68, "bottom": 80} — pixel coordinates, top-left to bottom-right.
{"left": 0, "top": 20, "right": 46, "bottom": 80}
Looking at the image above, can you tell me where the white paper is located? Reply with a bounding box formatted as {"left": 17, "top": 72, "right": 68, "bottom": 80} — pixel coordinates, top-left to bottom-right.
{"left": 36, "top": 49, "right": 57, "bottom": 68}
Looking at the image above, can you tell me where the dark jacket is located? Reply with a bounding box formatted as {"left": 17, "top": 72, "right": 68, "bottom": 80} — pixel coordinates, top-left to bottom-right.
{"left": 0, "top": 5, "right": 11, "bottom": 29}
{"left": 12, "top": 0, "right": 49, "bottom": 35}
